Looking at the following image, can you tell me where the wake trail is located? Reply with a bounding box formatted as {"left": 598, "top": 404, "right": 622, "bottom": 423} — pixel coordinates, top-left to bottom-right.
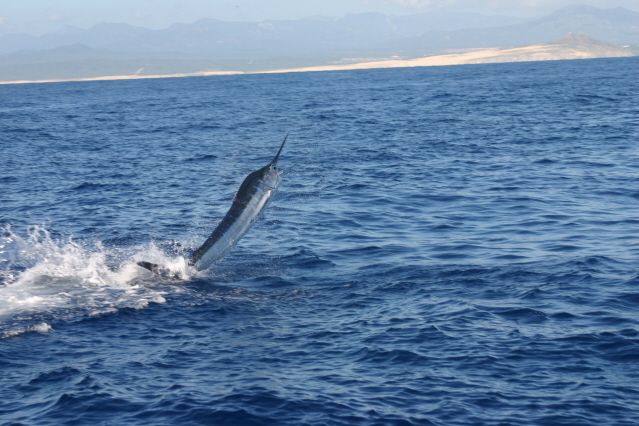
{"left": 0, "top": 225, "right": 196, "bottom": 338}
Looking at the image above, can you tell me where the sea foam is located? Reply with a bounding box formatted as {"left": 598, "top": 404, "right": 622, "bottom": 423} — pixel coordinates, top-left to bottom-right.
{"left": 0, "top": 225, "right": 192, "bottom": 338}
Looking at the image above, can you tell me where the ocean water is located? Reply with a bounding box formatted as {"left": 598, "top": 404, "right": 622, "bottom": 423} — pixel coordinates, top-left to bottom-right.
{"left": 1, "top": 57, "right": 638, "bottom": 425}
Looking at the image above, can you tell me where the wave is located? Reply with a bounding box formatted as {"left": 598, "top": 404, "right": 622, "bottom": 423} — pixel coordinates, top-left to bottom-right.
{"left": 71, "top": 182, "right": 121, "bottom": 191}
{"left": 0, "top": 225, "right": 194, "bottom": 338}
{"left": 183, "top": 153, "right": 218, "bottom": 163}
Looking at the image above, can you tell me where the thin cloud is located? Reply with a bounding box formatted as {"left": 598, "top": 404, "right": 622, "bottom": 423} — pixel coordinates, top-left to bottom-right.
{"left": 392, "top": 0, "right": 453, "bottom": 7}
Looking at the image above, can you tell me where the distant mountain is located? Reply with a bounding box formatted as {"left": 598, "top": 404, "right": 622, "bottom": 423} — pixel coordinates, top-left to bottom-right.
{"left": 0, "top": 23, "right": 150, "bottom": 55}
{"left": 0, "top": 6, "right": 637, "bottom": 82}
{"left": 394, "top": 5, "right": 639, "bottom": 56}
{"left": 529, "top": 5, "right": 639, "bottom": 45}
{"left": 0, "top": 11, "right": 526, "bottom": 57}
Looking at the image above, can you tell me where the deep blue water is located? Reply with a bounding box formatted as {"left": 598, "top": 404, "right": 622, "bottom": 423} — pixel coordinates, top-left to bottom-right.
{"left": 1, "top": 57, "right": 639, "bottom": 425}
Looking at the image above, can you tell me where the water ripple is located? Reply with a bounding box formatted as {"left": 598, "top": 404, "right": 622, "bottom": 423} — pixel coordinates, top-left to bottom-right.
{"left": 1, "top": 58, "right": 639, "bottom": 425}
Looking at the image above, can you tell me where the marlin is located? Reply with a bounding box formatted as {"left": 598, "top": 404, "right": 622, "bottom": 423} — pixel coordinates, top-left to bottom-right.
{"left": 137, "top": 135, "right": 287, "bottom": 275}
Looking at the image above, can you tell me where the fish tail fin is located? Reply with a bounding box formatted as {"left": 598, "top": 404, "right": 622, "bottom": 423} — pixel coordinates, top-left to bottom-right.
{"left": 137, "top": 261, "right": 162, "bottom": 273}
{"left": 137, "top": 261, "right": 182, "bottom": 279}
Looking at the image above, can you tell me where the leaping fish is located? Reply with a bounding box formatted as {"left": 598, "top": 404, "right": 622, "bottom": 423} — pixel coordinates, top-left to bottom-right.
{"left": 137, "top": 135, "right": 287, "bottom": 275}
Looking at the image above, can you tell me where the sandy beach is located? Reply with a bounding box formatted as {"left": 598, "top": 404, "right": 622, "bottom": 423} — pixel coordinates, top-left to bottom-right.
{"left": 0, "top": 39, "right": 634, "bottom": 85}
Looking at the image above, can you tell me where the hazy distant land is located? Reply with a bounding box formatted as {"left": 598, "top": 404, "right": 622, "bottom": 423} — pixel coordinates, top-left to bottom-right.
{"left": 0, "top": 34, "right": 634, "bottom": 85}
{"left": 0, "top": 5, "right": 638, "bottom": 85}
{"left": 263, "top": 35, "right": 634, "bottom": 74}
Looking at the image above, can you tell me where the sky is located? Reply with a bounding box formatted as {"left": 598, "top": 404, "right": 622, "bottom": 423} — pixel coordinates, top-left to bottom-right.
{"left": 1, "top": 0, "right": 638, "bottom": 34}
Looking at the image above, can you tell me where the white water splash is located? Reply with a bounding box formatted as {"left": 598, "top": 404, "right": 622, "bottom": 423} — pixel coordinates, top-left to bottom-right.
{"left": 2, "top": 322, "right": 53, "bottom": 338}
{"left": 0, "top": 225, "right": 196, "bottom": 337}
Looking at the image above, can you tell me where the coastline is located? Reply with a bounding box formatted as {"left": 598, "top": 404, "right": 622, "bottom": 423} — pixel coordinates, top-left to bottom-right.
{"left": 0, "top": 42, "right": 634, "bottom": 86}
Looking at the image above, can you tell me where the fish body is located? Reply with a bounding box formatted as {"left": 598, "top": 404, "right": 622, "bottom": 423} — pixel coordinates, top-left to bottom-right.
{"left": 137, "top": 135, "right": 287, "bottom": 274}
{"left": 189, "top": 159, "right": 282, "bottom": 270}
